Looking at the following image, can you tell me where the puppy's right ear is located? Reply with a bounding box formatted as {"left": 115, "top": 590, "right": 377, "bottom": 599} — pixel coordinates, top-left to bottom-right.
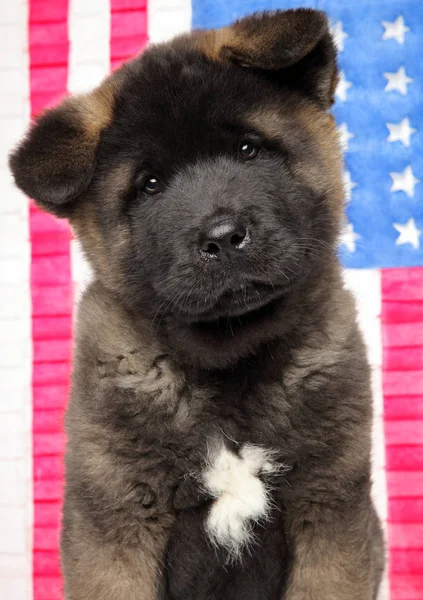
{"left": 9, "top": 80, "right": 116, "bottom": 217}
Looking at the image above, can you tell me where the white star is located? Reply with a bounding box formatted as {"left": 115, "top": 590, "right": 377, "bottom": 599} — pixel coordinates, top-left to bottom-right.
{"left": 384, "top": 66, "right": 413, "bottom": 95}
{"left": 331, "top": 21, "right": 349, "bottom": 51}
{"left": 343, "top": 170, "right": 358, "bottom": 201}
{"left": 382, "top": 16, "right": 410, "bottom": 45}
{"left": 336, "top": 71, "right": 353, "bottom": 102}
{"left": 338, "top": 122, "right": 354, "bottom": 151}
{"left": 390, "top": 165, "right": 420, "bottom": 197}
{"left": 393, "top": 218, "right": 422, "bottom": 250}
{"left": 386, "top": 117, "right": 416, "bottom": 147}
{"left": 340, "top": 223, "right": 360, "bottom": 253}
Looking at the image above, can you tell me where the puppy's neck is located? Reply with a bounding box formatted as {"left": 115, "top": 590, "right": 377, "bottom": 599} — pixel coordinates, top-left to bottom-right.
{"left": 156, "top": 257, "right": 348, "bottom": 372}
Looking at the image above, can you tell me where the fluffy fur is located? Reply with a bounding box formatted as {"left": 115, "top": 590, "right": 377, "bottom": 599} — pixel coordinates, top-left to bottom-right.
{"left": 10, "top": 8, "right": 385, "bottom": 600}
{"left": 203, "top": 444, "right": 281, "bottom": 557}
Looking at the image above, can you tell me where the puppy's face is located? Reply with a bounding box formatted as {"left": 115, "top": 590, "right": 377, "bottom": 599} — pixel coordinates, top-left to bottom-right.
{"left": 10, "top": 9, "right": 344, "bottom": 365}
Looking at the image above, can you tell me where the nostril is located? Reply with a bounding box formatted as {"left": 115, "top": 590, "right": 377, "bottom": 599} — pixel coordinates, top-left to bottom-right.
{"left": 230, "top": 229, "right": 246, "bottom": 247}
{"left": 202, "top": 241, "right": 220, "bottom": 256}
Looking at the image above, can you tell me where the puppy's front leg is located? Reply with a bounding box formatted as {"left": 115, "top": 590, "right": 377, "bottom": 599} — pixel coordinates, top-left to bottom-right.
{"left": 62, "top": 508, "right": 173, "bottom": 600}
{"left": 283, "top": 506, "right": 383, "bottom": 600}
{"left": 283, "top": 502, "right": 383, "bottom": 600}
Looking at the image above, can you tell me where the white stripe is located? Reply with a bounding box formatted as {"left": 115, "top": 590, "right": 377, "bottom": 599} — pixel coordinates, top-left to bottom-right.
{"left": 0, "top": 1, "right": 32, "bottom": 599}
{"left": 70, "top": 238, "right": 93, "bottom": 304}
{"left": 344, "top": 268, "right": 390, "bottom": 600}
{"left": 148, "top": 0, "right": 192, "bottom": 44}
{"left": 68, "top": 0, "right": 111, "bottom": 299}
{"left": 68, "top": 0, "right": 111, "bottom": 95}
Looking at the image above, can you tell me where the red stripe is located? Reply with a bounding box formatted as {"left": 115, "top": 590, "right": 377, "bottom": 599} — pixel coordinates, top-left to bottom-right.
{"left": 390, "top": 549, "right": 423, "bottom": 578}
{"left": 384, "top": 420, "right": 423, "bottom": 446}
{"left": 387, "top": 472, "right": 423, "bottom": 498}
{"left": 30, "top": 0, "right": 69, "bottom": 22}
{"left": 32, "top": 231, "right": 71, "bottom": 256}
{"left": 383, "top": 300, "right": 423, "bottom": 324}
{"left": 390, "top": 575, "right": 423, "bottom": 600}
{"left": 382, "top": 268, "right": 423, "bottom": 301}
{"left": 29, "top": 1, "right": 71, "bottom": 598}
{"left": 383, "top": 323, "right": 423, "bottom": 349}
{"left": 33, "top": 385, "right": 69, "bottom": 412}
{"left": 384, "top": 396, "right": 423, "bottom": 420}
{"left": 33, "top": 550, "right": 61, "bottom": 576}
{"left": 33, "top": 316, "right": 72, "bottom": 341}
{"left": 384, "top": 347, "right": 423, "bottom": 371}
{"left": 34, "top": 458, "right": 65, "bottom": 482}
{"left": 112, "top": 0, "right": 147, "bottom": 9}
{"left": 33, "top": 432, "right": 66, "bottom": 458}
{"left": 390, "top": 499, "right": 423, "bottom": 524}
{"left": 388, "top": 523, "right": 423, "bottom": 549}
{"left": 31, "top": 286, "right": 73, "bottom": 318}
{"left": 383, "top": 371, "right": 423, "bottom": 397}
{"left": 34, "top": 477, "right": 64, "bottom": 502}
{"left": 382, "top": 267, "right": 423, "bottom": 600}
{"left": 387, "top": 446, "right": 423, "bottom": 471}
{"left": 110, "top": 0, "right": 148, "bottom": 69}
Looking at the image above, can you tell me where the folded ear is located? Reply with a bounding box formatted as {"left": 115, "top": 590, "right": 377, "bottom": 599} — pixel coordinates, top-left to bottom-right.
{"left": 9, "top": 80, "right": 116, "bottom": 217}
{"left": 199, "top": 9, "right": 338, "bottom": 109}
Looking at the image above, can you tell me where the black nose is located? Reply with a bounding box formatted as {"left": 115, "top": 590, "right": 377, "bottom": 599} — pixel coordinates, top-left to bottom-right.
{"left": 200, "top": 220, "right": 248, "bottom": 258}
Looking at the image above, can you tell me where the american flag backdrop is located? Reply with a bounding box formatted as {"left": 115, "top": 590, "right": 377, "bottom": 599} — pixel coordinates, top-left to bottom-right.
{"left": 0, "top": 1, "right": 421, "bottom": 599}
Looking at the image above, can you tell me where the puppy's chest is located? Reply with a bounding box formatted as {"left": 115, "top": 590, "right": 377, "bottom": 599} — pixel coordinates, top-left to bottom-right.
{"left": 98, "top": 346, "right": 290, "bottom": 444}
{"left": 98, "top": 347, "right": 290, "bottom": 523}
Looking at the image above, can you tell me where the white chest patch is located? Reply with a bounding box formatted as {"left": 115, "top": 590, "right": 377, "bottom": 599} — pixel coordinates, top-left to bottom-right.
{"left": 202, "top": 444, "right": 280, "bottom": 558}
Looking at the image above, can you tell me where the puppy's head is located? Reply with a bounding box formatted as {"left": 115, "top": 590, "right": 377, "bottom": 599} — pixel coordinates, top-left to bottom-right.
{"left": 10, "top": 9, "right": 343, "bottom": 368}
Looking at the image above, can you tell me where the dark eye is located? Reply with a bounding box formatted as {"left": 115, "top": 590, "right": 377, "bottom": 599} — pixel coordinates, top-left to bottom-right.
{"left": 142, "top": 176, "right": 162, "bottom": 195}
{"left": 239, "top": 141, "right": 259, "bottom": 160}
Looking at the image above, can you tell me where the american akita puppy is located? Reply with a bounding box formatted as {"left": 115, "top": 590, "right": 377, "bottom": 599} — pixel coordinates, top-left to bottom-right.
{"left": 11, "top": 9, "right": 384, "bottom": 600}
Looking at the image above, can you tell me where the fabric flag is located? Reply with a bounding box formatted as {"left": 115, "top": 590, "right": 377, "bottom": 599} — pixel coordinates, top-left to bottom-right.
{"left": 0, "top": 1, "right": 421, "bottom": 599}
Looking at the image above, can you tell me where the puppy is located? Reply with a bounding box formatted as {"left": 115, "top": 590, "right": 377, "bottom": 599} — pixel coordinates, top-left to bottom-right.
{"left": 10, "top": 8, "right": 385, "bottom": 600}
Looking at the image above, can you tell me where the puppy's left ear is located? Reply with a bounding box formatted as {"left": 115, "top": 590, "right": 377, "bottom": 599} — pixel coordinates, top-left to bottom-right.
{"left": 199, "top": 9, "right": 338, "bottom": 109}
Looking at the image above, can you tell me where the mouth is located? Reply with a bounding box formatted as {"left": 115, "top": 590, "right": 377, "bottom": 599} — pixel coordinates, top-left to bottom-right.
{"left": 174, "top": 282, "right": 288, "bottom": 324}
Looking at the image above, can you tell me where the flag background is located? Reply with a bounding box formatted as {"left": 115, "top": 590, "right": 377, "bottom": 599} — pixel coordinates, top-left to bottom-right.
{"left": 0, "top": 1, "right": 421, "bottom": 599}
